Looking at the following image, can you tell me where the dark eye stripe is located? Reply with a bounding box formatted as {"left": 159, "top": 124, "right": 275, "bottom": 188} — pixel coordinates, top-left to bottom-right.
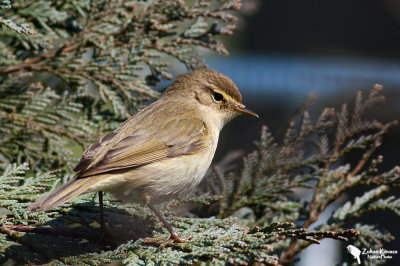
{"left": 213, "top": 92, "right": 224, "bottom": 102}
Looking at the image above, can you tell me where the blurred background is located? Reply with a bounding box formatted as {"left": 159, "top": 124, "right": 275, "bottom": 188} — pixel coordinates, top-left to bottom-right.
{"left": 201, "top": 0, "right": 400, "bottom": 265}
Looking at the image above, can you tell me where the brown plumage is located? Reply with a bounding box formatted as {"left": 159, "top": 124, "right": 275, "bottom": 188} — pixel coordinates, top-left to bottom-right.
{"left": 27, "top": 68, "right": 257, "bottom": 243}
{"left": 165, "top": 68, "right": 242, "bottom": 103}
{"left": 28, "top": 101, "right": 209, "bottom": 211}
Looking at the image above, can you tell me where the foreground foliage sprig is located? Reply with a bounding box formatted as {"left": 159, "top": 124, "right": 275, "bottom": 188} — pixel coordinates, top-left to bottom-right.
{"left": 0, "top": 162, "right": 358, "bottom": 265}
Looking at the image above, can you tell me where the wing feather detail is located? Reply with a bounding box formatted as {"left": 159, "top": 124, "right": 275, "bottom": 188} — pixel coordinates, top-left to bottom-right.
{"left": 74, "top": 101, "right": 210, "bottom": 178}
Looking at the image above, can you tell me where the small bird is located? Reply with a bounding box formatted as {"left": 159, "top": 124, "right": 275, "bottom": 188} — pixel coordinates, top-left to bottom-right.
{"left": 347, "top": 245, "right": 361, "bottom": 264}
{"left": 28, "top": 68, "right": 258, "bottom": 244}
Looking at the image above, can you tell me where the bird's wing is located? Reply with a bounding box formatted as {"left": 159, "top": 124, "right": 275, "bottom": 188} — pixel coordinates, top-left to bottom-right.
{"left": 73, "top": 129, "right": 120, "bottom": 173}
{"left": 74, "top": 103, "right": 210, "bottom": 178}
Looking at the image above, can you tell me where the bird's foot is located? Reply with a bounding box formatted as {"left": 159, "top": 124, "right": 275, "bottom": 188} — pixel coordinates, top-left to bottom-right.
{"left": 160, "top": 232, "right": 191, "bottom": 250}
{"left": 145, "top": 232, "right": 191, "bottom": 250}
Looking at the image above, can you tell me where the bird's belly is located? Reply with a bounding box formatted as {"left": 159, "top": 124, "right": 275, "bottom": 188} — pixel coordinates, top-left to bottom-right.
{"left": 138, "top": 154, "right": 212, "bottom": 203}
{"left": 96, "top": 148, "right": 215, "bottom": 204}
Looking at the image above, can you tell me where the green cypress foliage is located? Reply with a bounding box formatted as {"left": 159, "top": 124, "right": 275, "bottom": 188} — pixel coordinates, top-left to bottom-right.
{"left": 1, "top": 1, "right": 399, "bottom": 265}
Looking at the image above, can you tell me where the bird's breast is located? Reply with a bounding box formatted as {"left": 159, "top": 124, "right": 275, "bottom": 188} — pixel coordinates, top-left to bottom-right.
{"left": 107, "top": 137, "right": 218, "bottom": 204}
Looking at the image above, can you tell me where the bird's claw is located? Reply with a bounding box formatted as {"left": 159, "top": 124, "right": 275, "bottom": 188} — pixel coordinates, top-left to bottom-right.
{"left": 145, "top": 233, "right": 191, "bottom": 250}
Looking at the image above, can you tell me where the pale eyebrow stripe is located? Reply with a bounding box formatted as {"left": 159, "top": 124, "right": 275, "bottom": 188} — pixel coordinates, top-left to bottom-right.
{"left": 205, "top": 84, "right": 241, "bottom": 105}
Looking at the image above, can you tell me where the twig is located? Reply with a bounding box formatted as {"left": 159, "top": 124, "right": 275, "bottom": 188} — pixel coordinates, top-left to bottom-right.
{"left": 0, "top": 224, "right": 98, "bottom": 240}
{"left": 0, "top": 44, "right": 80, "bottom": 75}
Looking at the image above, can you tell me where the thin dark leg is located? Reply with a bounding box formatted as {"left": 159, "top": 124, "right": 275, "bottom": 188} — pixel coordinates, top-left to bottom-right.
{"left": 146, "top": 201, "right": 189, "bottom": 245}
{"left": 99, "top": 191, "right": 105, "bottom": 230}
{"left": 98, "top": 191, "right": 106, "bottom": 241}
{"left": 146, "top": 201, "right": 177, "bottom": 238}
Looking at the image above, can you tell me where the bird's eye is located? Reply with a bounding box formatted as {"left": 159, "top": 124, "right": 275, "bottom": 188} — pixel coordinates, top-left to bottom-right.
{"left": 212, "top": 92, "right": 224, "bottom": 102}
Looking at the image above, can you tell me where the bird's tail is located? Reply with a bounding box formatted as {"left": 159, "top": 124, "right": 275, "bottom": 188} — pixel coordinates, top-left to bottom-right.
{"left": 27, "top": 177, "right": 98, "bottom": 211}
{"left": 356, "top": 256, "right": 361, "bottom": 264}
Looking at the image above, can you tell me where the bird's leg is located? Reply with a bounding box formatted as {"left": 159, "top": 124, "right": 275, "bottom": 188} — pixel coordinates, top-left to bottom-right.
{"left": 98, "top": 191, "right": 107, "bottom": 242}
{"left": 145, "top": 200, "right": 190, "bottom": 248}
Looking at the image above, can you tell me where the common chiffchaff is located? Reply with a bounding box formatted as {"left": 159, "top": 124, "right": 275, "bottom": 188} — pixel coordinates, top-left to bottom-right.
{"left": 28, "top": 69, "right": 258, "bottom": 244}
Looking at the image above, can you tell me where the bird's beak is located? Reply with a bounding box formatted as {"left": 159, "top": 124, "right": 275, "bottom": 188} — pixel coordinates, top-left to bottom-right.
{"left": 235, "top": 104, "right": 259, "bottom": 118}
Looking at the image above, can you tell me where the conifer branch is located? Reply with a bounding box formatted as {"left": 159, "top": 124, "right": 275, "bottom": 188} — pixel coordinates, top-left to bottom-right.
{"left": 1, "top": 1, "right": 399, "bottom": 265}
